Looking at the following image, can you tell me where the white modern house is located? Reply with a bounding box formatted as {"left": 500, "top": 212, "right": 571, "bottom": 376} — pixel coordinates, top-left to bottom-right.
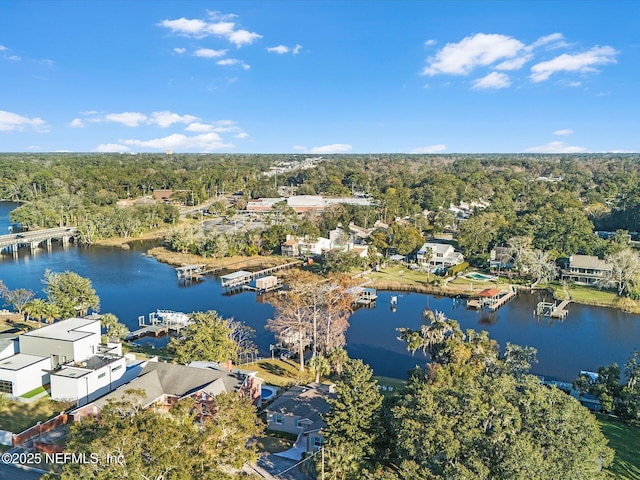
{"left": 417, "top": 242, "right": 464, "bottom": 269}
{"left": 0, "top": 317, "right": 126, "bottom": 403}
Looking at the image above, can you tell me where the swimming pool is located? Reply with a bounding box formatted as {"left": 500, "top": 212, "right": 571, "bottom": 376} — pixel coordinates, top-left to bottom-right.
{"left": 466, "top": 272, "right": 497, "bottom": 281}
{"left": 261, "top": 385, "right": 279, "bottom": 402}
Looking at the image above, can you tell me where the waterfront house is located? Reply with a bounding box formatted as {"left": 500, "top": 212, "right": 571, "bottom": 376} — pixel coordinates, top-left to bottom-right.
{"left": 265, "top": 383, "right": 335, "bottom": 456}
{"left": 489, "top": 246, "right": 514, "bottom": 270}
{"left": 0, "top": 317, "right": 126, "bottom": 401}
{"left": 561, "top": 255, "right": 613, "bottom": 285}
{"left": 71, "top": 360, "right": 262, "bottom": 420}
{"left": 417, "top": 242, "right": 464, "bottom": 269}
{"left": 281, "top": 237, "right": 299, "bottom": 257}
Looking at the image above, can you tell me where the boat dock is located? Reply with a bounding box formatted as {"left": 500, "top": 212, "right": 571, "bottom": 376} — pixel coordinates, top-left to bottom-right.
{"left": 176, "top": 264, "right": 206, "bottom": 281}
{"left": 467, "top": 288, "right": 516, "bottom": 311}
{"left": 220, "top": 261, "right": 302, "bottom": 290}
{"left": 125, "top": 310, "right": 192, "bottom": 341}
{"left": 536, "top": 299, "right": 570, "bottom": 319}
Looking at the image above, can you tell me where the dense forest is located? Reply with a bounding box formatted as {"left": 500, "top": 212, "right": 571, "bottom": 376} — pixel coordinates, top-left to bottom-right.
{"left": 3, "top": 152, "right": 640, "bottom": 257}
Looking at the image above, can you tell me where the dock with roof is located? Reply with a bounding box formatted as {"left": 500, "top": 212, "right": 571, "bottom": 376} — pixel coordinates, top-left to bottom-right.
{"left": 467, "top": 287, "right": 516, "bottom": 311}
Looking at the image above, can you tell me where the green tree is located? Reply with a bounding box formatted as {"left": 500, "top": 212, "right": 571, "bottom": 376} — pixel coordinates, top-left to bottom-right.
{"left": 59, "top": 391, "right": 262, "bottom": 479}
{"left": 308, "top": 355, "right": 330, "bottom": 383}
{"left": 100, "top": 313, "right": 129, "bottom": 341}
{"left": 43, "top": 270, "right": 99, "bottom": 317}
{"left": 23, "top": 298, "right": 47, "bottom": 327}
{"left": 393, "top": 313, "right": 613, "bottom": 479}
{"left": 321, "top": 359, "right": 384, "bottom": 479}
{"left": 42, "top": 302, "right": 61, "bottom": 324}
{"left": 170, "top": 311, "right": 238, "bottom": 364}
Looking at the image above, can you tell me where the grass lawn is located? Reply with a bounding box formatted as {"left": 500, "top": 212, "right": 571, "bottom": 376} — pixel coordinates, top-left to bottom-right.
{"left": 373, "top": 375, "right": 407, "bottom": 392}
{"left": 256, "top": 436, "right": 294, "bottom": 454}
{"left": 20, "top": 385, "right": 47, "bottom": 399}
{"left": 596, "top": 414, "right": 640, "bottom": 479}
{"left": 369, "top": 265, "right": 428, "bottom": 285}
{"left": 0, "top": 398, "right": 73, "bottom": 434}
{"left": 245, "top": 359, "right": 313, "bottom": 387}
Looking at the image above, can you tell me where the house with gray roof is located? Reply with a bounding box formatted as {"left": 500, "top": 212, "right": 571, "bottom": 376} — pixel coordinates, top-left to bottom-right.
{"left": 264, "top": 383, "right": 336, "bottom": 456}
{"left": 561, "top": 254, "right": 613, "bottom": 285}
{"left": 71, "top": 360, "right": 261, "bottom": 420}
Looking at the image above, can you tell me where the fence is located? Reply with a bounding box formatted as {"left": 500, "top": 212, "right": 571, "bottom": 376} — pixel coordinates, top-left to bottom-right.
{"left": 12, "top": 413, "right": 69, "bottom": 447}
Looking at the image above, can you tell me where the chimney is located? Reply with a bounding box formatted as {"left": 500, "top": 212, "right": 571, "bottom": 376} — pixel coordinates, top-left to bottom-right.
{"left": 226, "top": 359, "right": 232, "bottom": 373}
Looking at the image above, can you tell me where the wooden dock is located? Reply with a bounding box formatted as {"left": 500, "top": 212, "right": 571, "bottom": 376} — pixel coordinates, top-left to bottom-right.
{"left": 467, "top": 288, "right": 515, "bottom": 311}
{"left": 176, "top": 264, "right": 206, "bottom": 280}
{"left": 486, "top": 290, "right": 516, "bottom": 311}
{"left": 125, "top": 324, "right": 170, "bottom": 340}
{"left": 220, "top": 261, "right": 302, "bottom": 289}
{"left": 551, "top": 300, "right": 570, "bottom": 319}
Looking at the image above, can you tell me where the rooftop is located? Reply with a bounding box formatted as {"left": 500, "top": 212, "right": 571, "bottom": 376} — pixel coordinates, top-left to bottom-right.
{"left": 22, "top": 317, "right": 99, "bottom": 342}
{"left": 265, "top": 383, "right": 335, "bottom": 431}
{"left": 0, "top": 353, "right": 49, "bottom": 371}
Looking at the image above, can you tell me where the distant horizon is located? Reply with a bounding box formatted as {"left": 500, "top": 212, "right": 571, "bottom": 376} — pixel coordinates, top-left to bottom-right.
{"left": 1, "top": 1, "right": 638, "bottom": 154}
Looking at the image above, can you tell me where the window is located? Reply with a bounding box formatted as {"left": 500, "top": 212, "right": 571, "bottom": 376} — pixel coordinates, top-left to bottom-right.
{"left": 98, "top": 372, "right": 106, "bottom": 379}
{"left": 0, "top": 380, "right": 12, "bottom": 394}
{"left": 294, "top": 418, "right": 303, "bottom": 428}
{"left": 111, "top": 365, "right": 122, "bottom": 372}
{"left": 313, "top": 436, "right": 324, "bottom": 447}
{"left": 273, "top": 414, "right": 284, "bottom": 425}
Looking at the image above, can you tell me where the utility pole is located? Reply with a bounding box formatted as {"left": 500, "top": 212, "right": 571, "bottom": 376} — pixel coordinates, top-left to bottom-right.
{"left": 321, "top": 446, "right": 325, "bottom": 480}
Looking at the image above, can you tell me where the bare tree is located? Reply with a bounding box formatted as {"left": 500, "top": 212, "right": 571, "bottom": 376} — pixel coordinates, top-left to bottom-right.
{"left": 603, "top": 248, "right": 640, "bottom": 296}
{"left": 520, "top": 249, "right": 558, "bottom": 288}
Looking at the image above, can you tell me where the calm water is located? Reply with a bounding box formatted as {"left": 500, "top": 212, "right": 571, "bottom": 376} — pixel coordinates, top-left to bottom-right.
{"left": 1, "top": 202, "right": 639, "bottom": 382}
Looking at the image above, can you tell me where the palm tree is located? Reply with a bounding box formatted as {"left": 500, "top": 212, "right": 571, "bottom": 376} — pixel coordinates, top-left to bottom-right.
{"left": 42, "top": 302, "right": 61, "bottom": 325}
{"left": 327, "top": 347, "right": 349, "bottom": 376}
{"left": 308, "top": 355, "right": 330, "bottom": 383}
{"left": 100, "top": 313, "right": 129, "bottom": 341}
{"left": 24, "top": 298, "right": 47, "bottom": 328}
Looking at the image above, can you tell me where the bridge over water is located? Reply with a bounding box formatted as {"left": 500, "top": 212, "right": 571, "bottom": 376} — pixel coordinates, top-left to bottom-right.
{"left": 0, "top": 227, "right": 78, "bottom": 254}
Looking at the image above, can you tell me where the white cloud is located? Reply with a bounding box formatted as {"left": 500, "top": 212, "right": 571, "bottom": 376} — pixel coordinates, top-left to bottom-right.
{"left": 206, "top": 10, "right": 238, "bottom": 22}
{"left": 425, "top": 39, "right": 437, "bottom": 47}
{"left": 292, "top": 145, "right": 307, "bottom": 151}
{"left": 69, "top": 118, "right": 84, "bottom": 128}
{"left": 158, "top": 13, "right": 261, "bottom": 47}
{"left": 121, "top": 132, "right": 232, "bottom": 152}
{"left": 95, "top": 143, "right": 130, "bottom": 153}
{"left": 267, "top": 45, "right": 290, "bottom": 54}
{"left": 173, "top": 48, "right": 186, "bottom": 54}
{"left": 157, "top": 18, "right": 208, "bottom": 37}
{"left": 105, "top": 112, "right": 148, "bottom": 127}
{"left": 8, "top": 55, "right": 21, "bottom": 61}
{"left": 194, "top": 48, "right": 227, "bottom": 58}
{"left": 495, "top": 55, "right": 532, "bottom": 71}
{"left": 217, "top": 58, "right": 250, "bottom": 69}
{"left": 234, "top": 132, "right": 249, "bottom": 139}
{"left": 527, "top": 33, "right": 566, "bottom": 51}
{"left": 228, "top": 29, "right": 262, "bottom": 47}
{"left": 553, "top": 129, "right": 574, "bottom": 136}
{"left": 567, "top": 81, "right": 582, "bottom": 87}
{"left": 423, "top": 33, "right": 524, "bottom": 75}
{"left": 525, "top": 141, "right": 588, "bottom": 153}
{"left": 308, "top": 144, "right": 352, "bottom": 154}
{"left": 0, "top": 45, "right": 7, "bottom": 51}
{"left": 0, "top": 110, "right": 47, "bottom": 132}
{"left": 267, "top": 44, "right": 302, "bottom": 55}
{"left": 411, "top": 144, "right": 447, "bottom": 154}
{"left": 530, "top": 45, "right": 617, "bottom": 82}
{"left": 149, "top": 111, "right": 199, "bottom": 128}
{"left": 185, "top": 122, "right": 215, "bottom": 133}
{"left": 206, "top": 22, "right": 236, "bottom": 36}
{"left": 472, "top": 72, "right": 511, "bottom": 89}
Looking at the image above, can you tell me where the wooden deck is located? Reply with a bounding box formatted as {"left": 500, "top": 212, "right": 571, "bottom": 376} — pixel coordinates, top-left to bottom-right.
{"left": 551, "top": 299, "right": 570, "bottom": 319}
{"left": 220, "top": 261, "right": 302, "bottom": 289}
{"left": 486, "top": 290, "right": 516, "bottom": 311}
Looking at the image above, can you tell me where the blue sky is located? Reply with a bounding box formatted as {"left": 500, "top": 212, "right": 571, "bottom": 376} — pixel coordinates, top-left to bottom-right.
{"left": 1, "top": 1, "right": 638, "bottom": 154}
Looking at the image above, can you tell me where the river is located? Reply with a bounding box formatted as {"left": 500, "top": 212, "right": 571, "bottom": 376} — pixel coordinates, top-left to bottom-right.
{"left": 1, "top": 202, "right": 639, "bottom": 382}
